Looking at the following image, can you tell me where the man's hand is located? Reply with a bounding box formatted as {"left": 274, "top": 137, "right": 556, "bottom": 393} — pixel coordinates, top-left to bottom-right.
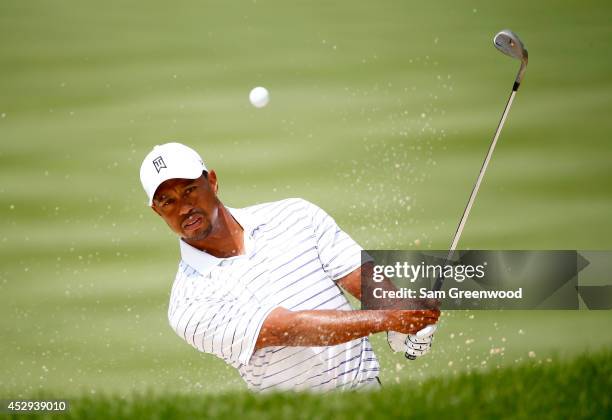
{"left": 383, "top": 309, "right": 440, "bottom": 334}
{"left": 388, "top": 325, "right": 436, "bottom": 359}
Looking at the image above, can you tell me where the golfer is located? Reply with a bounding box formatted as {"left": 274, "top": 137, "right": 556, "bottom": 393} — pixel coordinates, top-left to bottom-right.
{"left": 139, "top": 142, "right": 440, "bottom": 392}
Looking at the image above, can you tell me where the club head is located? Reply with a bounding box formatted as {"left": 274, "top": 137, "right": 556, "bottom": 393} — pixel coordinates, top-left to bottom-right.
{"left": 493, "top": 30, "right": 528, "bottom": 63}
{"left": 493, "top": 29, "right": 528, "bottom": 87}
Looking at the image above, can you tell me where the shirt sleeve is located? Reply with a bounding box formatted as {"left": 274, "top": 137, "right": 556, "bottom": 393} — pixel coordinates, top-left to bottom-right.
{"left": 307, "top": 200, "right": 372, "bottom": 281}
{"left": 168, "top": 291, "right": 277, "bottom": 366}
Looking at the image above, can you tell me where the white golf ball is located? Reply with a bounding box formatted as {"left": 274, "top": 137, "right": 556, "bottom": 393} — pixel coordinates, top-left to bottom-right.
{"left": 249, "top": 86, "right": 269, "bottom": 108}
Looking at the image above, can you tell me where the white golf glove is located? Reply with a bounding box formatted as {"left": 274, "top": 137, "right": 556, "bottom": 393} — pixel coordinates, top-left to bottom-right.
{"left": 387, "top": 325, "right": 437, "bottom": 359}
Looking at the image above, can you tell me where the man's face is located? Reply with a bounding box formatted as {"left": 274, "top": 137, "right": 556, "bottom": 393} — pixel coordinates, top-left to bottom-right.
{"left": 151, "top": 171, "right": 220, "bottom": 242}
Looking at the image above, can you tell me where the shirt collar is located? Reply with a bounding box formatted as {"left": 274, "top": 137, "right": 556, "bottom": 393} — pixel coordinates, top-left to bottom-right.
{"left": 179, "top": 206, "right": 264, "bottom": 275}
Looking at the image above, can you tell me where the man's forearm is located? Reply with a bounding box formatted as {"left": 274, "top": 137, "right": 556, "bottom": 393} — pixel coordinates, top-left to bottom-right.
{"left": 255, "top": 307, "right": 439, "bottom": 350}
{"left": 256, "top": 308, "right": 385, "bottom": 349}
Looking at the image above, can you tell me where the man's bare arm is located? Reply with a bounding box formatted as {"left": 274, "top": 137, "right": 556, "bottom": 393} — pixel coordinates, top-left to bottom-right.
{"left": 336, "top": 265, "right": 363, "bottom": 300}
{"left": 337, "top": 262, "right": 438, "bottom": 309}
{"left": 338, "top": 262, "right": 411, "bottom": 303}
{"left": 254, "top": 306, "right": 439, "bottom": 350}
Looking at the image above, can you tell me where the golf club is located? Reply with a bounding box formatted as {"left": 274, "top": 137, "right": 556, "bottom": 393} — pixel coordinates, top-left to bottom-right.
{"left": 406, "top": 30, "right": 528, "bottom": 360}
{"left": 432, "top": 29, "right": 528, "bottom": 292}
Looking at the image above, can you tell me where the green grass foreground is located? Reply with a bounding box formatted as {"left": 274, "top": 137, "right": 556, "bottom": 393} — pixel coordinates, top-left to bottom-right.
{"left": 11, "top": 351, "right": 611, "bottom": 420}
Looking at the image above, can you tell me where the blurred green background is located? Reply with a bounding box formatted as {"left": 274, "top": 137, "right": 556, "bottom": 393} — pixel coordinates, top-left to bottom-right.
{"left": 1, "top": 0, "right": 611, "bottom": 397}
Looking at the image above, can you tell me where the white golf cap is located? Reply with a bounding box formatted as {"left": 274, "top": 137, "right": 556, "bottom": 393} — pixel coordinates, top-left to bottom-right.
{"left": 140, "top": 142, "right": 207, "bottom": 206}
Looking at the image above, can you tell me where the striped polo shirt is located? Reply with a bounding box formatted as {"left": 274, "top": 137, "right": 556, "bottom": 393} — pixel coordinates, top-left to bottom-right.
{"left": 167, "top": 198, "right": 380, "bottom": 392}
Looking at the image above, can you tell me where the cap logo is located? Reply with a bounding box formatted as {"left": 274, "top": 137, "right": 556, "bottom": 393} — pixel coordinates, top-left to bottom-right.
{"left": 152, "top": 156, "right": 167, "bottom": 173}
